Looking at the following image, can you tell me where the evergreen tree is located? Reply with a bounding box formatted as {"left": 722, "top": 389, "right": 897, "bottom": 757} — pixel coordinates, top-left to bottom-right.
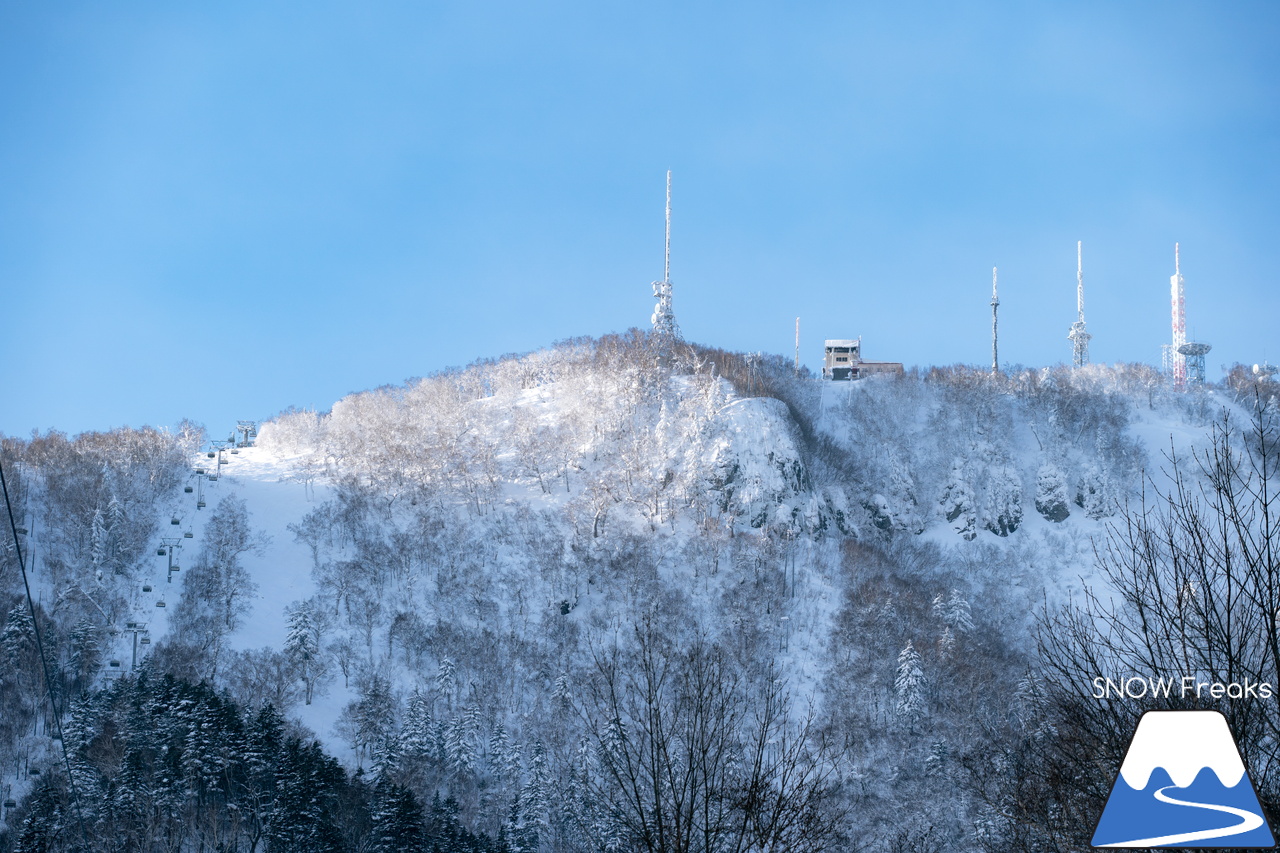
{"left": 445, "top": 706, "right": 480, "bottom": 776}
{"left": 66, "top": 618, "right": 101, "bottom": 690}
{"left": 513, "top": 740, "right": 550, "bottom": 850}
{"left": 488, "top": 722, "right": 512, "bottom": 783}
{"left": 435, "top": 657, "right": 457, "bottom": 708}
{"left": 894, "top": 640, "right": 926, "bottom": 729}
{"left": 1, "top": 602, "right": 36, "bottom": 663}
{"left": 267, "top": 738, "right": 346, "bottom": 853}
{"left": 284, "top": 601, "right": 322, "bottom": 705}
{"left": 924, "top": 739, "right": 949, "bottom": 778}
{"left": 400, "top": 688, "right": 433, "bottom": 759}
{"left": 934, "top": 589, "right": 974, "bottom": 635}
{"left": 370, "top": 779, "right": 426, "bottom": 853}
{"left": 13, "top": 773, "right": 65, "bottom": 853}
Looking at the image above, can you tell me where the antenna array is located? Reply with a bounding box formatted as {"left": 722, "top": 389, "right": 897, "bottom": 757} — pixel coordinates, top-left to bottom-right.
{"left": 650, "top": 170, "right": 679, "bottom": 358}
{"left": 1067, "top": 241, "right": 1092, "bottom": 367}
{"left": 990, "top": 267, "right": 999, "bottom": 374}
{"left": 1169, "top": 243, "right": 1187, "bottom": 387}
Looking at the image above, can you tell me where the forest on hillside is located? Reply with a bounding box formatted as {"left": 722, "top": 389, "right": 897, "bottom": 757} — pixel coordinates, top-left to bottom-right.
{"left": 2, "top": 331, "right": 1278, "bottom": 852}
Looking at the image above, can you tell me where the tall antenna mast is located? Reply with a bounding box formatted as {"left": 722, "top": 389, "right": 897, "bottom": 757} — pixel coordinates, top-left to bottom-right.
{"left": 664, "top": 170, "right": 671, "bottom": 284}
{"left": 650, "top": 170, "right": 679, "bottom": 360}
{"left": 1077, "top": 241, "right": 1084, "bottom": 319}
{"left": 1169, "top": 242, "right": 1186, "bottom": 388}
{"left": 1067, "top": 240, "right": 1092, "bottom": 367}
{"left": 990, "top": 267, "right": 999, "bottom": 374}
{"left": 795, "top": 317, "right": 800, "bottom": 376}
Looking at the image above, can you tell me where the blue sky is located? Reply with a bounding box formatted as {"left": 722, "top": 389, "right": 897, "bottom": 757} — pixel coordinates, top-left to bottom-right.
{"left": 3, "top": 2, "right": 1277, "bottom": 438}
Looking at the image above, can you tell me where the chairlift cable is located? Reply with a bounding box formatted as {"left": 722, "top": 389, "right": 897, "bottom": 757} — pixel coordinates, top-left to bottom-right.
{"left": 0, "top": 455, "right": 92, "bottom": 848}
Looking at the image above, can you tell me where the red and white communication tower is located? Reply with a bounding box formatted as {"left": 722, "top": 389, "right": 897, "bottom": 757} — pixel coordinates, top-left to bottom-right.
{"left": 1168, "top": 243, "right": 1187, "bottom": 388}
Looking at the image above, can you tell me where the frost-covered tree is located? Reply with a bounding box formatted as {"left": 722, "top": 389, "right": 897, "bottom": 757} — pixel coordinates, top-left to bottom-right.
{"left": 508, "top": 740, "right": 551, "bottom": 851}
{"left": 169, "top": 496, "right": 264, "bottom": 680}
{"left": 90, "top": 505, "right": 108, "bottom": 569}
{"left": 444, "top": 705, "right": 480, "bottom": 776}
{"left": 932, "top": 589, "right": 974, "bottom": 635}
{"left": 284, "top": 600, "right": 324, "bottom": 705}
{"left": 336, "top": 670, "right": 398, "bottom": 767}
{"left": 1034, "top": 463, "right": 1070, "bottom": 522}
{"left": 894, "top": 640, "right": 926, "bottom": 729}
{"left": 982, "top": 466, "right": 1022, "bottom": 537}
{"left": 1076, "top": 465, "right": 1114, "bottom": 519}
{"left": 401, "top": 688, "right": 434, "bottom": 760}
{"left": 435, "top": 657, "right": 457, "bottom": 709}
{"left": 924, "top": 739, "right": 949, "bottom": 778}
{"left": 1, "top": 603, "right": 36, "bottom": 666}
{"left": 866, "top": 458, "right": 924, "bottom": 535}
{"left": 938, "top": 460, "right": 977, "bottom": 540}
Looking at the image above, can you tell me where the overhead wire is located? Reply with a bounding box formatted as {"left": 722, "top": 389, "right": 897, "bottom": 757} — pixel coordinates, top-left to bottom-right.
{"left": 0, "top": 454, "right": 92, "bottom": 850}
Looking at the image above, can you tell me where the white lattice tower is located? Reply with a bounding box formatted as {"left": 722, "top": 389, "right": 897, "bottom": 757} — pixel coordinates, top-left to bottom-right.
{"left": 650, "top": 170, "right": 679, "bottom": 357}
{"left": 990, "top": 267, "right": 999, "bottom": 374}
{"left": 1067, "top": 241, "right": 1092, "bottom": 367}
{"left": 1171, "top": 243, "right": 1186, "bottom": 388}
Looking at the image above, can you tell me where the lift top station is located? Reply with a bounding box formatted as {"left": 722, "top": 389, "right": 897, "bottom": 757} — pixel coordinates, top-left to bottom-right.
{"left": 822, "top": 338, "right": 903, "bottom": 381}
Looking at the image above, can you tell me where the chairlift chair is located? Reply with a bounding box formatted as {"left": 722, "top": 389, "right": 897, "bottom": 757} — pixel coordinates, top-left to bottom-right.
{"left": 197, "top": 500, "right": 206, "bottom": 509}
{"left": 195, "top": 467, "right": 206, "bottom": 474}
{"left": 170, "top": 518, "right": 180, "bottom": 525}
{"left": 4, "top": 799, "right": 16, "bottom": 809}
{"left": 183, "top": 531, "right": 193, "bottom": 539}
{"left": 140, "top": 637, "right": 151, "bottom": 645}
{"left": 184, "top": 486, "right": 194, "bottom": 493}
{"left": 109, "top": 660, "right": 121, "bottom": 668}
{"left": 155, "top": 601, "right": 166, "bottom": 608}
{"left": 142, "top": 585, "right": 152, "bottom": 592}
{"left": 157, "top": 547, "right": 167, "bottom": 556}
{"left": 207, "top": 451, "right": 215, "bottom": 458}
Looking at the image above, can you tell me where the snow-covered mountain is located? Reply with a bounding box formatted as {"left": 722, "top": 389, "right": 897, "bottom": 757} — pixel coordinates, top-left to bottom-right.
{"left": 0, "top": 335, "right": 1265, "bottom": 851}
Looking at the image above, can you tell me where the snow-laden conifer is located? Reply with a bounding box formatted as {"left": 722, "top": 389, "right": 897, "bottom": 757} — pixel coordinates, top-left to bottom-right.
{"left": 894, "top": 640, "right": 926, "bottom": 728}
{"left": 284, "top": 600, "right": 323, "bottom": 704}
